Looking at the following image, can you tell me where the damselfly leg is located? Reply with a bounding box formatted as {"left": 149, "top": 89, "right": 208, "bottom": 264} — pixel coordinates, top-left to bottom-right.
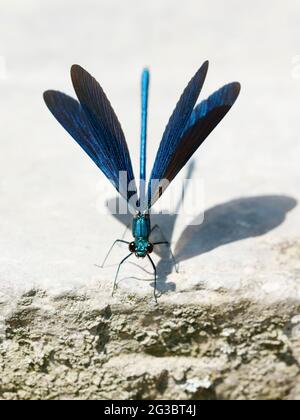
{"left": 151, "top": 225, "right": 179, "bottom": 273}
{"left": 112, "top": 253, "right": 133, "bottom": 296}
{"left": 101, "top": 239, "right": 130, "bottom": 268}
{"left": 147, "top": 254, "right": 158, "bottom": 303}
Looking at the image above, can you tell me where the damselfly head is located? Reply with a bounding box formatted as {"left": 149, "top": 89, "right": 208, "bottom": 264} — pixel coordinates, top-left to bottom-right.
{"left": 129, "top": 240, "right": 153, "bottom": 258}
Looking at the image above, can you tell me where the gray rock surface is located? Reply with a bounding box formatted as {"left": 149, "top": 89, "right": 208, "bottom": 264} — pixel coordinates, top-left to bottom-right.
{"left": 1, "top": 282, "right": 300, "bottom": 400}
{"left": 0, "top": 0, "right": 300, "bottom": 400}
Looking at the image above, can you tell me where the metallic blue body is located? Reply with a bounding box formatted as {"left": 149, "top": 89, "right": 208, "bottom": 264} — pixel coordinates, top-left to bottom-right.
{"left": 132, "top": 213, "right": 152, "bottom": 258}
{"left": 132, "top": 213, "right": 151, "bottom": 238}
{"left": 140, "top": 69, "right": 150, "bottom": 206}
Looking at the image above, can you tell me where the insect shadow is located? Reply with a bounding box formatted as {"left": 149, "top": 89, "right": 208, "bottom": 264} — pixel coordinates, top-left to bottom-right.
{"left": 105, "top": 172, "right": 297, "bottom": 293}
{"left": 174, "top": 194, "right": 297, "bottom": 263}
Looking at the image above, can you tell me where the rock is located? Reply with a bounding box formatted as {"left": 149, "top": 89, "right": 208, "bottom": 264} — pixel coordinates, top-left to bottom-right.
{"left": 0, "top": 284, "right": 300, "bottom": 400}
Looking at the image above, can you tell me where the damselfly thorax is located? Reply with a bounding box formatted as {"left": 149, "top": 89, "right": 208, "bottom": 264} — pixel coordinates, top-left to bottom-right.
{"left": 129, "top": 213, "right": 153, "bottom": 258}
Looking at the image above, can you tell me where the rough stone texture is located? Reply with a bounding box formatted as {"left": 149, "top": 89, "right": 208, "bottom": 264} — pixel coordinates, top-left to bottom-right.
{"left": 0, "top": 0, "right": 300, "bottom": 400}
{"left": 1, "top": 280, "right": 300, "bottom": 400}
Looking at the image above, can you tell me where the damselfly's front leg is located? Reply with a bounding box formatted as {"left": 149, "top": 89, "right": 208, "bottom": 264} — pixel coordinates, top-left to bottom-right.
{"left": 147, "top": 254, "right": 158, "bottom": 304}
{"left": 112, "top": 253, "right": 133, "bottom": 296}
{"left": 153, "top": 235, "right": 179, "bottom": 273}
{"left": 100, "top": 239, "right": 130, "bottom": 268}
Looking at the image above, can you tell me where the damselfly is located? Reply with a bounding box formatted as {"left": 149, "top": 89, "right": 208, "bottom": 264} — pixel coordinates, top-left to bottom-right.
{"left": 44, "top": 61, "right": 240, "bottom": 301}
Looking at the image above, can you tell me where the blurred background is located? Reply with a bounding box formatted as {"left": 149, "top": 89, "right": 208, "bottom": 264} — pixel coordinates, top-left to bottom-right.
{"left": 0, "top": 0, "right": 299, "bottom": 297}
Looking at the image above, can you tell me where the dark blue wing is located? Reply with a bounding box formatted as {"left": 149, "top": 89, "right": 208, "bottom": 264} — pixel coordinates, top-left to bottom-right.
{"left": 71, "top": 65, "right": 135, "bottom": 191}
{"left": 148, "top": 82, "right": 241, "bottom": 207}
{"left": 44, "top": 66, "right": 136, "bottom": 202}
{"left": 149, "top": 62, "right": 209, "bottom": 182}
{"left": 146, "top": 62, "right": 209, "bottom": 209}
{"left": 184, "top": 82, "right": 241, "bottom": 134}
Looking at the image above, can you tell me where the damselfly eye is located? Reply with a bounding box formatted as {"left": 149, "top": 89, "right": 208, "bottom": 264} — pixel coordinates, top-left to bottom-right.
{"left": 129, "top": 242, "right": 136, "bottom": 253}
{"left": 147, "top": 243, "right": 154, "bottom": 254}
